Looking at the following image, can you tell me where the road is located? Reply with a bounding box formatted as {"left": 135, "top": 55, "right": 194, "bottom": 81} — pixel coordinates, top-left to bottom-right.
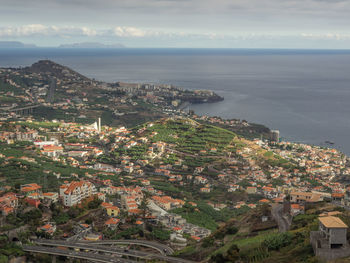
{"left": 83, "top": 239, "right": 174, "bottom": 255}
{"left": 23, "top": 245, "right": 136, "bottom": 263}
{"left": 271, "top": 204, "right": 291, "bottom": 232}
{"left": 32, "top": 239, "right": 192, "bottom": 263}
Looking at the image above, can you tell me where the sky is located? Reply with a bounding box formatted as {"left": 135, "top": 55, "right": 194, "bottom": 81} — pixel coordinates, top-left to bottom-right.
{"left": 1, "top": 0, "right": 350, "bottom": 48}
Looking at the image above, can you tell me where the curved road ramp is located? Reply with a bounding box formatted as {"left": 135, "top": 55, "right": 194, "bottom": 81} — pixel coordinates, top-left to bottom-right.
{"left": 23, "top": 239, "right": 195, "bottom": 263}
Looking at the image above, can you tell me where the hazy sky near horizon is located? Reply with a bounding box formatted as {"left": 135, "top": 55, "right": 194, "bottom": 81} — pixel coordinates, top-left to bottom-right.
{"left": 1, "top": 0, "right": 350, "bottom": 48}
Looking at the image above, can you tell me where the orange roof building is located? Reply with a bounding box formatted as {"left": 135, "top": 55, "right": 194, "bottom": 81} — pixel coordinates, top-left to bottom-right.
{"left": 59, "top": 180, "right": 97, "bottom": 207}
{"left": 20, "top": 183, "right": 42, "bottom": 195}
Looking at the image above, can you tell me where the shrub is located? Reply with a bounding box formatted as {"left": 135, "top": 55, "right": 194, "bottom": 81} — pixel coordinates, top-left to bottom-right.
{"left": 226, "top": 226, "right": 238, "bottom": 235}
{"left": 0, "top": 254, "right": 8, "bottom": 263}
{"left": 262, "top": 232, "right": 292, "bottom": 251}
{"left": 53, "top": 213, "right": 69, "bottom": 224}
{"left": 201, "top": 237, "right": 214, "bottom": 248}
{"left": 152, "top": 228, "right": 170, "bottom": 241}
{"left": 88, "top": 198, "right": 102, "bottom": 209}
{"left": 210, "top": 253, "right": 225, "bottom": 263}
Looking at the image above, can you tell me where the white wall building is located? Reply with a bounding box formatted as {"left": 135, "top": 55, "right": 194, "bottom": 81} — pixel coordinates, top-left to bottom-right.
{"left": 59, "top": 181, "right": 97, "bottom": 207}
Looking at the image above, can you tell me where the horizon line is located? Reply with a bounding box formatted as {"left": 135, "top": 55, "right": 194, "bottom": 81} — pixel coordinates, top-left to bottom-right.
{"left": 1, "top": 46, "right": 350, "bottom": 51}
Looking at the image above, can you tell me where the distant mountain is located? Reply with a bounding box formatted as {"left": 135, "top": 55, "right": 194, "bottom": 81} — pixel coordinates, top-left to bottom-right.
{"left": 58, "top": 42, "right": 126, "bottom": 48}
{"left": 0, "top": 41, "right": 37, "bottom": 48}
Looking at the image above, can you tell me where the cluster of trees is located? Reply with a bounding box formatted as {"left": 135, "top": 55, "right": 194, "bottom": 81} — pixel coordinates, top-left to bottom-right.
{"left": 262, "top": 232, "right": 292, "bottom": 251}
{"left": 145, "top": 225, "right": 171, "bottom": 241}
{"left": 5, "top": 209, "right": 42, "bottom": 228}
{"left": 51, "top": 198, "right": 102, "bottom": 225}
{"left": 103, "top": 226, "right": 143, "bottom": 240}
{"left": 0, "top": 235, "right": 25, "bottom": 263}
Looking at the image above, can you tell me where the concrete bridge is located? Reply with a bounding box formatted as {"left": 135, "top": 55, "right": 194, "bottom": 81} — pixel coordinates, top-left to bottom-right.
{"left": 24, "top": 239, "right": 193, "bottom": 263}
{"left": 10, "top": 104, "right": 41, "bottom": 115}
{"left": 23, "top": 245, "right": 135, "bottom": 263}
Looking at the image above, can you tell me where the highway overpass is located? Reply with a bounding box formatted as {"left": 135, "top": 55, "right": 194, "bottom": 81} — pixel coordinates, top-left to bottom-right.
{"left": 23, "top": 245, "right": 136, "bottom": 263}
{"left": 31, "top": 239, "right": 193, "bottom": 263}
{"left": 79, "top": 239, "right": 174, "bottom": 255}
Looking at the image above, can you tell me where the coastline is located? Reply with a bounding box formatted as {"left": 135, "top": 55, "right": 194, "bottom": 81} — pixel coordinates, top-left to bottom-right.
{"left": 1, "top": 54, "right": 349, "bottom": 156}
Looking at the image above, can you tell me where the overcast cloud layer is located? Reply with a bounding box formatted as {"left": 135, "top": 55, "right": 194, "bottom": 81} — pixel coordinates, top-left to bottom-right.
{"left": 1, "top": 0, "right": 350, "bottom": 48}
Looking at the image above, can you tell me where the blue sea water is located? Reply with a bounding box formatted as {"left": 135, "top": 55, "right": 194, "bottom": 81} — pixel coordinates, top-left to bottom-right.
{"left": 1, "top": 48, "right": 350, "bottom": 154}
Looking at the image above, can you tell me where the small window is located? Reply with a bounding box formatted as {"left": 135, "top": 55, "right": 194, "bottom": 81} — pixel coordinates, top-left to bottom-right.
{"left": 331, "top": 244, "right": 343, "bottom": 249}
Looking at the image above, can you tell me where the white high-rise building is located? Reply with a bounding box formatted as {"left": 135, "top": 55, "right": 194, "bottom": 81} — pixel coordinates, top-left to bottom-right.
{"left": 59, "top": 181, "right": 97, "bottom": 207}
{"left": 270, "top": 130, "right": 280, "bottom": 142}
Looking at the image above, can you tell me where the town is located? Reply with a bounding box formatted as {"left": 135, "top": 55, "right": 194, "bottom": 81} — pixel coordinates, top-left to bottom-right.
{"left": 1, "top": 61, "right": 350, "bottom": 262}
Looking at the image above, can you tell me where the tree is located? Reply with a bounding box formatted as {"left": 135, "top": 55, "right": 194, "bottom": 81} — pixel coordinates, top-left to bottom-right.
{"left": 210, "top": 253, "right": 225, "bottom": 263}
{"left": 53, "top": 213, "right": 69, "bottom": 224}
{"left": 201, "top": 237, "right": 214, "bottom": 248}
{"left": 226, "top": 226, "right": 238, "bottom": 235}
{"left": 88, "top": 197, "right": 102, "bottom": 209}
{"left": 140, "top": 191, "right": 150, "bottom": 219}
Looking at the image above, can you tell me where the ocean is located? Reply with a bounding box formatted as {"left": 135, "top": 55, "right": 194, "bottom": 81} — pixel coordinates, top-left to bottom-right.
{"left": 1, "top": 48, "right": 350, "bottom": 154}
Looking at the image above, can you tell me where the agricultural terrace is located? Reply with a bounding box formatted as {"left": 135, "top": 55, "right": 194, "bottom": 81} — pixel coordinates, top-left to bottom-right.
{"left": 146, "top": 118, "right": 236, "bottom": 155}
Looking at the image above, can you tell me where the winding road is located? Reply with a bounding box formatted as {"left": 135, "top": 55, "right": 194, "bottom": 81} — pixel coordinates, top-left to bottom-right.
{"left": 271, "top": 204, "right": 291, "bottom": 232}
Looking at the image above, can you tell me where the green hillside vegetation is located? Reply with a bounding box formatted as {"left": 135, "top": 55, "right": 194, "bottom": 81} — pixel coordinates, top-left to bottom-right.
{"left": 171, "top": 202, "right": 245, "bottom": 231}
{"left": 0, "top": 142, "right": 96, "bottom": 190}
{"left": 174, "top": 203, "right": 350, "bottom": 263}
{"left": 147, "top": 119, "right": 236, "bottom": 155}
{"left": 0, "top": 79, "right": 23, "bottom": 95}
{"left": 18, "top": 121, "right": 60, "bottom": 129}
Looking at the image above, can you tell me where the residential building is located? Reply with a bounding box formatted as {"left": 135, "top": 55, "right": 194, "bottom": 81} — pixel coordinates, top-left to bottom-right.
{"left": 290, "top": 204, "right": 304, "bottom": 216}
{"left": 106, "top": 206, "right": 120, "bottom": 217}
{"left": 290, "top": 191, "right": 323, "bottom": 203}
{"left": 0, "top": 193, "right": 18, "bottom": 216}
{"left": 310, "top": 216, "right": 350, "bottom": 261}
{"left": 20, "top": 183, "right": 42, "bottom": 196}
{"left": 200, "top": 187, "right": 211, "bottom": 193}
{"left": 41, "top": 145, "right": 64, "bottom": 157}
{"left": 59, "top": 181, "right": 97, "bottom": 207}
{"left": 105, "top": 218, "right": 120, "bottom": 229}
{"left": 37, "top": 223, "right": 56, "bottom": 235}
{"left": 42, "top": 192, "right": 59, "bottom": 203}
{"left": 246, "top": 186, "right": 257, "bottom": 194}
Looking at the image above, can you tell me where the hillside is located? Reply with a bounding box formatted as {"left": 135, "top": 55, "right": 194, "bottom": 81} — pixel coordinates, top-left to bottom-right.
{"left": 0, "top": 60, "right": 270, "bottom": 137}
{"left": 175, "top": 203, "right": 350, "bottom": 263}
{"left": 23, "top": 60, "right": 89, "bottom": 81}
{"left": 0, "top": 115, "right": 349, "bottom": 262}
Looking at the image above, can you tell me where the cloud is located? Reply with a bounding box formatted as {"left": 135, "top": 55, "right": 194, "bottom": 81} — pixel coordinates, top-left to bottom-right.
{"left": 81, "top": 27, "right": 97, "bottom": 37}
{"left": 2, "top": 23, "right": 350, "bottom": 49}
{"left": 0, "top": 24, "right": 97, "bottom": 38}
{"left": 113, "top": 27, "right": 147, "bottom": 37}
{"left": 2, "top": 24, "right": 350, "bottom": 42}
{"left": 301, "top": 33, "right": 350, "bottom": 40}
{"left": 0, "top": 24, "right": 47, "bottom": 37}
{"left": 2, "top": 0, "right": 350, "bottom": 40}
